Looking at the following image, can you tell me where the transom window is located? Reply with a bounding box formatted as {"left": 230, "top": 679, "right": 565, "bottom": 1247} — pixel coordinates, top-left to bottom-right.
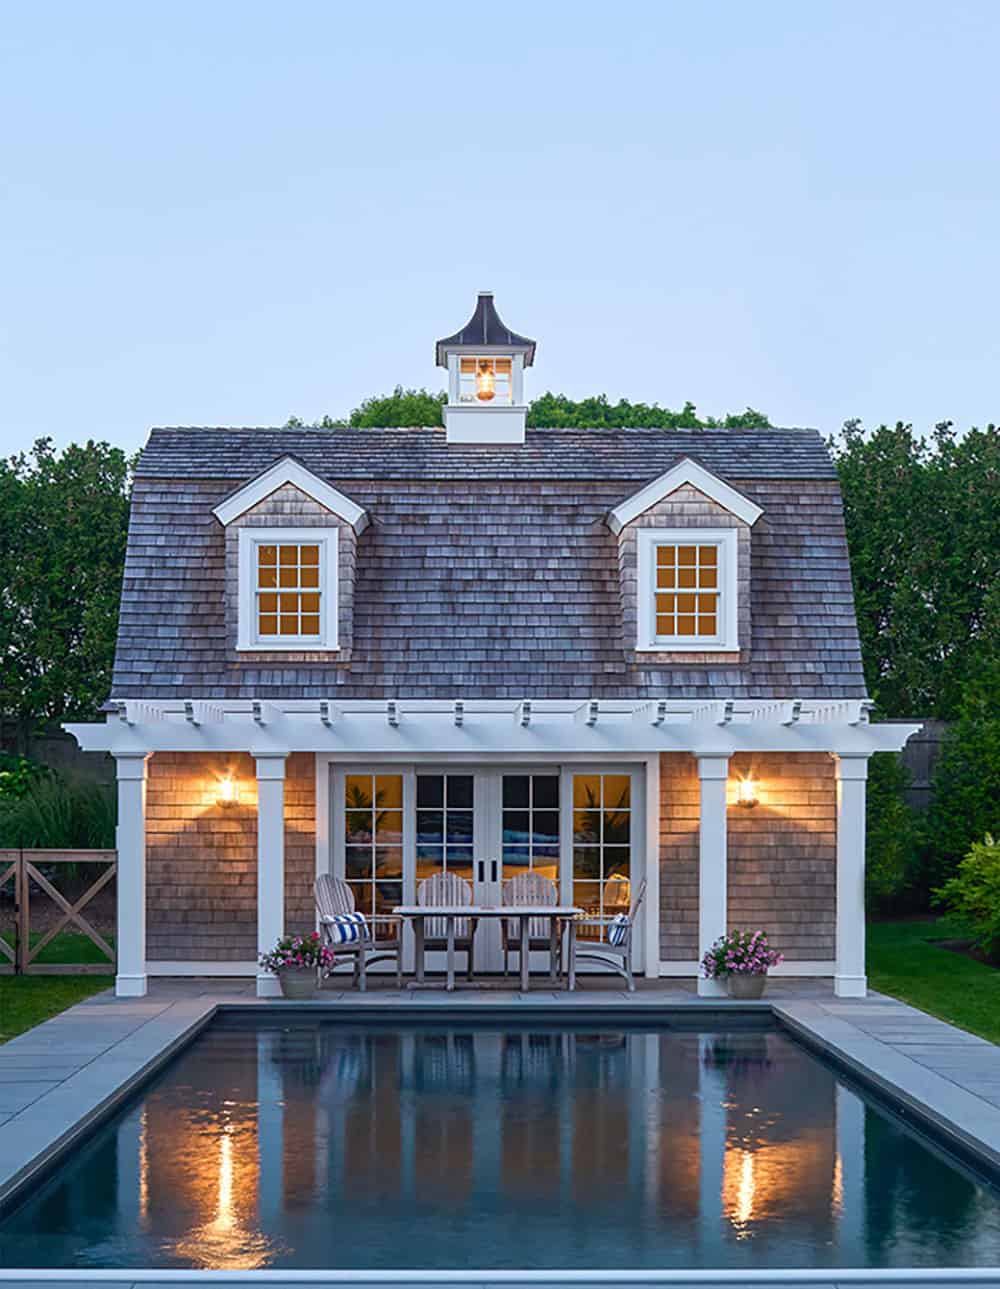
{"left": 458, "top": 356, "right": 512, "bottom": 405}
{"left": 256, "top": 542, "right": 321, "bottom": 638}
{"left": 654, "top": 543, "right": 718, "bottom": 638}
{"left": 636, "top": 527, "right": 739, "bottom": 652}
{"left": 236, "top": 526, "right": 338, "bottom": 651}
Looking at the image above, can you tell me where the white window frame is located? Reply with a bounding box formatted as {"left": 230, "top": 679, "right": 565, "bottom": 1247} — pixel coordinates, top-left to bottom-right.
{"left": 236, "top": 526, "right": 338, "bottom": 652}
{"left": 456, "top": 355, "right": 514, "bottom": 406}
{"left": 636, "top": 527, "right": 739, "bottom": 652}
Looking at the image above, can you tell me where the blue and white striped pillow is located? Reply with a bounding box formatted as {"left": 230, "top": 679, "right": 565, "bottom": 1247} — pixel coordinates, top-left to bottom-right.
{"left": 607, "top": 913, "right": 630, "bottom": 947}
{"left": 322, "top": 912, "right": 368, "bottom": 944}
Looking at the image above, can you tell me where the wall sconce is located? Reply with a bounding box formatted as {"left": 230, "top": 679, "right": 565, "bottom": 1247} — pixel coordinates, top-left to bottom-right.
{"left": 736, "top": 776, "right": 759, "bottom": 808}
{"left": 217, "top": 775, "right": 238, "bottom": 807}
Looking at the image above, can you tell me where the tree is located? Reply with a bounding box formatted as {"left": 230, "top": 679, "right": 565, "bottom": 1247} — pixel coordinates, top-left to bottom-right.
{"left": 291, "top": 390, "right": 771, "bottom": 432}
{"left": 831, "top": 420, "right": 1000, "bottom": 719}
{"left": 0, "top": 439, "right": 132, "bottom": 742}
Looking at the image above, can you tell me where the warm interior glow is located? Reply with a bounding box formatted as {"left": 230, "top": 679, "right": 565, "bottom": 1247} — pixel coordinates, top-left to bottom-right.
{"left": 736, "top": 776, "right": 758, "bottom": 808}
{"left": 475, "top": 359, "right": 496, "bottom": 401}
{"left": 218, "top": 776, "right": 237, "bottom": 807}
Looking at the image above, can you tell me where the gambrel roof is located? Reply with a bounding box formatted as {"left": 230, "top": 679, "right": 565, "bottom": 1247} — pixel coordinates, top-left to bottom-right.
{"left": 112, "top": 424, "right": 864, "bottom": 703}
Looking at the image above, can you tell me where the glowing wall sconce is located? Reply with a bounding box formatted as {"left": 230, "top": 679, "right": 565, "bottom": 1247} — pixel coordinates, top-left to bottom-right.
{"left": 735, "top": 776, "right": 759, "bottom": 808}
{"left": 217, "top": 775, "right": 238, "bottom": 807}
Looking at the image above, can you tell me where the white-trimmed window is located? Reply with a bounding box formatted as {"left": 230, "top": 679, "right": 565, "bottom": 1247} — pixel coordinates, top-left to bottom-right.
{"left": 237, "top": 526, "right": 338, "bottom": 651}
{"left": 636, "top": 528, "right": 739, "bottom": 651}
{"left": 458, "top": 356, "right": 513, "bottom": 405}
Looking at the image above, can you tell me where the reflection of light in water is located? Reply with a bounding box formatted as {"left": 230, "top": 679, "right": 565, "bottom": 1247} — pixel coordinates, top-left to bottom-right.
{"left": 170, "top": 1126, "right": 278, "bottom": 1270}
{"left": 734, "top": 1151, "right": 755, "bottom": 1232}
{"left": 832, "top": 1151, "right": 843, "bottom": 1218}
{"left": 138, "top": 1107, "right": 149, "bottom": 1227}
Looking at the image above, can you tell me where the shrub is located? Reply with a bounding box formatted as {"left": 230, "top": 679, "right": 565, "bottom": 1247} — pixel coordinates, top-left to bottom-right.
{"left": 0, "top": 752, "right": 47, "bottom": 801}
{"left": 0, "top": 772, "right": 116, "bottom": 849}
{"left": 866, "top": 752, "right": 922, "bottom": 911}
{"left": 933, "top": 835, "right": 1000, "bottom": 962}
{"left": 924, "top": 710, "right": 1000, "bottom": 893}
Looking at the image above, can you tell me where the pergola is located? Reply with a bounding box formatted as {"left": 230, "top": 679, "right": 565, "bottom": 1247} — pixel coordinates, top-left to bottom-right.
{"left": 66, "top": 698, "right": 920, "bottom": 999}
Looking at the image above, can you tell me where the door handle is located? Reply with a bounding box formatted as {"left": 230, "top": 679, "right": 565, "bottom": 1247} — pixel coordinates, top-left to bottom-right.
{"left": 478, "top": 859, "right": 485, "bottom": 883}
{"left": 491, "top": 859, "right": 498, "bottom": 883}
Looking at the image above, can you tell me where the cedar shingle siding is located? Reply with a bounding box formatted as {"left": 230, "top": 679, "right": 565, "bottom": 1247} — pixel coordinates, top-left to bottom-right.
{"left": 112, "top": 425, "right": 865, "bottom": 701}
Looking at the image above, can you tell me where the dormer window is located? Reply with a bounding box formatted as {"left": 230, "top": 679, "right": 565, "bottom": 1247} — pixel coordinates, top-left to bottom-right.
{"left": 636, "top": 528, "right": 739, "bottom": 651}
{"left": 236, "top": 527, "right": 339, "bottom": 651}
{"left": 459, "top": 357, "right": 513, "bottom": 405}
{"left": 255, "top": 541, "right": 322, "bottom": 639}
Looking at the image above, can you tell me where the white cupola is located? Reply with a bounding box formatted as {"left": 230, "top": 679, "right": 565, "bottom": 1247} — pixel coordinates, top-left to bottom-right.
{"left": 435, "top": 291, "right": 536, "bottom": 444}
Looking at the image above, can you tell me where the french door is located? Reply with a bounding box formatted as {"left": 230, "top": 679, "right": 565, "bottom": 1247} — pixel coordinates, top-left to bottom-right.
{"left": 332, "top": 764, "right": 642, "bottom": 975}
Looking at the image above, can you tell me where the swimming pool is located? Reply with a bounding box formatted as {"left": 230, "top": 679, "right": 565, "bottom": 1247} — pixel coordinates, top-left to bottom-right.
{"left": 3, "top": 1016, "right": 1000, "bottom": 1270}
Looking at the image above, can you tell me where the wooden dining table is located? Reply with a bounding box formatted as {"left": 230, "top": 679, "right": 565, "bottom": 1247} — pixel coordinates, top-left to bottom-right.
{"left": 392, "top": 904, "right": 584, "bottom": 992}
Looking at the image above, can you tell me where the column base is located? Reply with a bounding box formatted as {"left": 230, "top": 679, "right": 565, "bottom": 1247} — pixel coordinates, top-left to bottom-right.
{"left": 115, "top": 973, "right": 148, "bottom": 998}
{"left": 257, "top": 973, "right": 282, "bottom": 998}
{"left": 834, "top": 973, "right": 868, "bottom": 998}
{"left": 698, "top": 977, "right": 727, "bottom": 997}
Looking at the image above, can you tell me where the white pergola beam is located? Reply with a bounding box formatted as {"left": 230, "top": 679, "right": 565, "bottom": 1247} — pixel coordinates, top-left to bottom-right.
{"left": 575, "top": 700, "right": 599, "bottom": 727}
{"left": 453, "top": 700, "right": 464, "bottom": 728}
{"left": 319, "top": 700, "right": 340, "bottom": 727}
{"left": 693, "top": 699, "right": 734, "bottom": 726}
{"left": 386, "top": 700, "right": 400, "bottom": 728}
{"left": 515, "top": 699, "right": 532, "bottom": 728}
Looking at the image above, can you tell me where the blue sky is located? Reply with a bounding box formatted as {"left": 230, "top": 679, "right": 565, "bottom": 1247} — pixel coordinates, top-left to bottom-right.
{"left": 2, "top": 0, "right": 999, "bottom": 456}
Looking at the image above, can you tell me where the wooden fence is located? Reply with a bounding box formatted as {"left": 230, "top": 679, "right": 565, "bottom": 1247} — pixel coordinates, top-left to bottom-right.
{"left": 0, "top": 849, "right": 117, "bottom": 975}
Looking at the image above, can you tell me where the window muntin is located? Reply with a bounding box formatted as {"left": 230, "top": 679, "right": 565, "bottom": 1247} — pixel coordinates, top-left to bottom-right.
{"left": 572, "top": 773, "right": 631, "bottom": 940}
{"left": 416, "top": 773, "right": 475, "bottom": 885}
{"left": 636, "top": 527, "right": 738, "bottom": 651}
{"left": 458, "top": 356, "right": 513, "bottom": 405}
{"left": 344, "top": 773, "right": 403, "bottom": 922}
{"left": 255, "top": 542, "right": 321, "bottom": 639}
{"left": 654, "top": 543, "right": 719, "bottom": 639}
{"left": 501, "top": 773, "right": 560, "bottom": 885}
{"left": 236, "top": 526, "right": 338, "bottom": 651}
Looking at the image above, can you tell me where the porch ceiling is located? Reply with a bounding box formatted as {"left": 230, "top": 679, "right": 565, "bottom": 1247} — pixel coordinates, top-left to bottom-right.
{"left": 65, "top": 698, "right": 920, "bottom": 759}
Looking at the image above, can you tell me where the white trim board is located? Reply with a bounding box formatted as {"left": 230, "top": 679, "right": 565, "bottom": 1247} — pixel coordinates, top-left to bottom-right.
{"left": 212, "top": 455, "right": 368, "bottom": 532}
{"left": 659, "top": 961, "right": 836, "bottom": 977}
{"left": 148, "top": 961, "right": 256, "bottom": 976}
{"left": 608, "top": 457, "right": 763, "bottom": 533}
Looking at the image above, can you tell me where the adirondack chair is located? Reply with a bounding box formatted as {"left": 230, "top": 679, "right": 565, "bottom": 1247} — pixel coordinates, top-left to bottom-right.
{"left": 501, "top": 871, "right": 561, "bottom": 981}
{"left": 314, "top": 873, "right": 403, "bottom": 990}
{"left": 568, "top": 877, "right": 647, "bottom": 991}
{"left": 416, "top": 871, "right": 478, "bottom": 980}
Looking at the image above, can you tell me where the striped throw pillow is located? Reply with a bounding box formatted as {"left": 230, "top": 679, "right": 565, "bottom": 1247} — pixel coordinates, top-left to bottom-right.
{"left": 607, "top": 913, "right": 630, "bottom": 947}
{"left": 321, "top": 912, "right": 369, "bottom": 945}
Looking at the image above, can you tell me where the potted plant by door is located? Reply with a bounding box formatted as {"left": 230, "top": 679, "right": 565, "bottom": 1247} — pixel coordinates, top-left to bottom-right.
{"left": 701, "top": 929, "right": 783, "bottom": 999}
{"left": 258, "top": 932, "right": 335, "bottom": 1000}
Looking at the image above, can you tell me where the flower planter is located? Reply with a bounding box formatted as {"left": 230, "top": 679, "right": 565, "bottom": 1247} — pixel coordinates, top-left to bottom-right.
{"left": 727, "top": 973, "right": 767, "bottom": 1000}
{"left": 278, "top": 967, "right": 318, "bottom": 1000}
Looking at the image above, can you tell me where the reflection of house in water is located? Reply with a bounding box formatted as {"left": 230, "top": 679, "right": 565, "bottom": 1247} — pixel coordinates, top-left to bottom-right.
{"left": 53, "top": 1023, "right": 920, "bottom": 1270}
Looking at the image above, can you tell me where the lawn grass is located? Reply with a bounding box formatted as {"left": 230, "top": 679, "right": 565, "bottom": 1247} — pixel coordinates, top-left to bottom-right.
{"left": 868, "top": 918, "right": 1000, "bottom": 1044}
{"left": 0, "top": 974, "right": 113, "bottom": 1043}
{"left": 0, "top": 930, "right": 115, "bottom": 1042}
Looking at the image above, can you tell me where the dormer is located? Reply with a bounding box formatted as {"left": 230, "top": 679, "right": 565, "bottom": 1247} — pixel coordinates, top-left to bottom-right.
{"left": 608, "top": 458, "right": 762, "bottom": 658}
{"left": 212, "top": 455, "right": 367, "bottom": 658}
{"left": 435, "top": 291, "right": 536, "bottom": 444}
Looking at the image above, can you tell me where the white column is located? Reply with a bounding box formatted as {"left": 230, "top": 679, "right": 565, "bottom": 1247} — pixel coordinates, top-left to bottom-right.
{"left": 697, "top": 756, "right": 729, "bottom": 997}
{"left": 255, "top": 754, "right": 288, "bottom": 998}
{"left": 835, "top": 755, "right": 869, "bottom": 997}
{"left": 114, "top": 752, "right": 150, "bottom": 998}
{"left": 643, "top": 755, "right": 661, "bottom": 980}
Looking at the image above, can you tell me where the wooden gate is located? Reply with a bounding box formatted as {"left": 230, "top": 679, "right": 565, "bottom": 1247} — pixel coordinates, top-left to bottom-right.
{"left": 0, "top": 849, "right": 116, "bottom": 974}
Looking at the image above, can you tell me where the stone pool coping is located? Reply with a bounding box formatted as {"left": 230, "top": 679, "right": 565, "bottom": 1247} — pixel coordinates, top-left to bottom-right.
{"left": 2, "top": 982, "right": 1000, "bottom": 1282}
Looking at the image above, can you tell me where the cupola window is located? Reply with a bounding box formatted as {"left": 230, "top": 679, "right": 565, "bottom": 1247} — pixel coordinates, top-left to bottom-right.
{"left": 459, "top": 356, "right": 513, "bottom": 405}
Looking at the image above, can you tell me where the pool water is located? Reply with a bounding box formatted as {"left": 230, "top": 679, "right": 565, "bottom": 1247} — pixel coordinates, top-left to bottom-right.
{"left": 3, "top": 1017, "right": 1000, "bottom": 1270}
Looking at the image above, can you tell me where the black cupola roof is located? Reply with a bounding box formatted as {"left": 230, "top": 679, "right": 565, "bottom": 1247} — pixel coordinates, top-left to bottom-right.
{"left": 435, "top": 292, "right": 536, "bottom": 368}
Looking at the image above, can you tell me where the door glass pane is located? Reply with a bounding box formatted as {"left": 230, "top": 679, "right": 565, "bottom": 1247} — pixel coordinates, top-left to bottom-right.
{"left": 416, "top": 776, "right": 443, "bottom": 808}
{"left": 501, "top": 774, "right": 562, "bottom": 882}
{"left": 446, "top": 810, "right": 474, "bottom": 845}
{"left": 503, "top": 775, "right": 529, "bottom": 809}
{"left": 348, "top": 881, "right": 373, "bottom": 916}
{"left": 417, "top": 810, "right": 443, "bottom": 845}
{"left": 343, "top": 773, "right": 403, "bottom": 894}
{"left": 571, "top": 773, "right": 634, "bottom": 930}
{"left": 447, "top": 775, "right": 474, "bottom": 809}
